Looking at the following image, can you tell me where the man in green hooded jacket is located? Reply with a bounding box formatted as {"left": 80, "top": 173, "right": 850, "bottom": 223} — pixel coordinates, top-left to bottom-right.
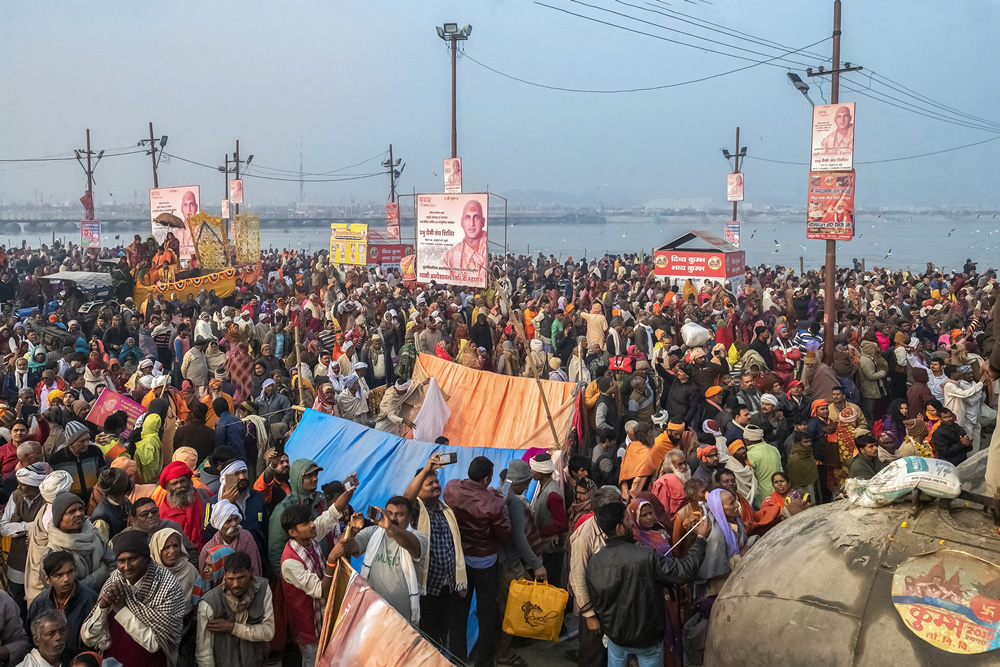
{"left": 266, "top": 458, "right": 356, "bottom": 570}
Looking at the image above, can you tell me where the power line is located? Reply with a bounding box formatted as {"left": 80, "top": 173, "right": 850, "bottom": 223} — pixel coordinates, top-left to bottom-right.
{"left": 536, "top": 1, "right": 815, "bottom": 69}
{"left": 645, "top": 0, "right": 830, "bottom": 61}
{"left": 745, "top": 133, "right": 1000, "bottom": 166}
{"left": 0, "top": 148, "right": 145, "bottom": 163}
{"left": 462, "top": 36, "right": 830, "bottom": 94}
{"left": 568, "top": 0, "right": 816, "bottom": 67}
{"left": 248, "top": 149, "right": 389, "bottom": 177}
{"left": 866, "top": 70, "right": 1000, "bottom": 131}
{"left": 841, "top": 77, "right": 1000, "bottom": 133}
{"left": 163, "top": 151, "right": 384, "bottom": 183}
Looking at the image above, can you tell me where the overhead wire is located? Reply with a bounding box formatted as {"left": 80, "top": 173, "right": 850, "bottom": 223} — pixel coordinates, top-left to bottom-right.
{"left": 463, "top": 36, "right": 830, "bottom": 94}
{"left": 568, "top": 0, "right": 816, "bottom": 67}
{"left": 248, "top": 149, "right": 389, "bottom": 177}
{"left": 536, "top": 1, "right": 816, "bottom": 69}
{"left": 746, "top": 133, "right": 1000, "bottom": 166}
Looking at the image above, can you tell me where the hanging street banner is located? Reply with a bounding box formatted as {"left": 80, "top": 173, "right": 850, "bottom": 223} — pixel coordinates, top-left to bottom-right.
{"left": 221, "top": 199, "right": 230, "bottom": 219}
{"left": 724, "top": 221, "right": 741, "bottom": 248}
{"left": 811, "top": 102, "right": 856, "bottom": 171}
{"left": 415, "top": 193, "right": 488, "bottom": 288}
{"left": 330, "top": 222, "right": 368, "bottom": 266}
{"left": 385, "top": 202, "right": 400, "bottom": 239}
{"left": 80, "top": 220, "right": 101, "bottom": 249}
{"left": 229, "top": 178, "right": 244, "bottom": 204}
{"left": 806, "top": 171, "right": 855, "bottom": 241}
{"left": 443, "top": 157, "right": 463, "bottom": 194}
{"left": 727, "top": 173, "right": 744, "bottom": 202}
{"left": 150, "top": 186, "right": 200, "bottom": 261}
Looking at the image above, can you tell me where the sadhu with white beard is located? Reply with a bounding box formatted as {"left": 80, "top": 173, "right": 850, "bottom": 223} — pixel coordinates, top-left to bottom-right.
{"left": 650, "top": 449, "right": 691, "bottom": 523}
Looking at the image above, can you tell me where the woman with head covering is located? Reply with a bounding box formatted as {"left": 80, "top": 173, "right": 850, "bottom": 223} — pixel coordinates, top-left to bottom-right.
{"left": 150, "top": 527, "right": 197, "bottom": 615}
{"left": 250, "top": 361, "right": 269, "bottom": 400}
{"left": 696, "top": 488, "right": 748, "bottom": 597}
{"left": 627, "top": 493, "right": 673, "bottom": 555}
{"left": 192, "top": 545, "right": 235, "bottom": 606}
{"left": 311, "top": 382, "right": 339, "bottom": 416}
{"left": 27, "top": 346, "right": 48, "bottom": 373}
{"left": 828, "top": 406, "right": 858, "bottom": 492}
{"left": 225, "top": 342, "right": 253, "bottom": 404}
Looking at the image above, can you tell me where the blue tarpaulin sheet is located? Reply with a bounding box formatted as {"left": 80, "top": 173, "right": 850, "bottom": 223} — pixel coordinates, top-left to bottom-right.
{"left": 285, "top": 410, "right": 529, "bottom": 511}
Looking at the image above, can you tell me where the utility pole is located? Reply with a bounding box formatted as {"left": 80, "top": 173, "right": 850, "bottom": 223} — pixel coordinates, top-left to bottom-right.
{"left": 222, "top": 154, "right": 230, "bottom": 201}
{"left": 381, "top": 144, "right": 404, "bottom": 203}
{"left": 808, "top": 0, "right": 862, "bottom": 364}
{"left": 138, "top": 122, "right": 168, "bottom": 188}
{"left": 722, "top": 127, "right": 747, "bottom": 222}
{"left": 437, "top": 24, "right": 472, "bottom": 158}
{"left": 74, "top": 129, "right": 104, "bottom": 221}
{"left": 230, "top": 140, "right": 253, "bottom": 217}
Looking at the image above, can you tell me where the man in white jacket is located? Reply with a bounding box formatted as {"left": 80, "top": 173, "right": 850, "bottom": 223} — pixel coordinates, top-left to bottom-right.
{"left": 942, "top": 364, "right": 983, "bottom": 443}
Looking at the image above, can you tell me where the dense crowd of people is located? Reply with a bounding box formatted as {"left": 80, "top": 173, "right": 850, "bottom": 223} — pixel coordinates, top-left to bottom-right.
{"left": 0, "top": 236, "right": 993, "bottom": 666}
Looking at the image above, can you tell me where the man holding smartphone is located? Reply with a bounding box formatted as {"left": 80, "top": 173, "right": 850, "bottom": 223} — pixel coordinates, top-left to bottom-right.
{"left": 403, "top": 453, "right": 466, "bottom": 654}
{"left": 341, "top": 497, "right": 427, "bottom": 623}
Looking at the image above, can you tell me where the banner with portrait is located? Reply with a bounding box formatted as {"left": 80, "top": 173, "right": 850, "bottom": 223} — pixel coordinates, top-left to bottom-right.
{"left": 811, "top": 103, "right": 855, "bottom": 171}
{"left": 229, "top": 179, "right": 244, "bottom": 205}
{"left": 443, "top": 157, "right": 463, "bottom": 194}
{"left": 149, "top": 186, "right": 200, "bottom": 262}
{"left": 416, "top": 193, "right": 488, "bottom": 288}
{"left": 329, "top": 223, "right": 368, "bottom": 266}
{"left": 385, "top": 202, "right": 400, "bottom": 240}
{"left": 727, "top": 173, "right": 744, "bottom": 202}
{"left": 806, "top": 171, "right": 855, "bottom": 241}
{"left": 80, "top": 220, "right": 101, "bottom": 249}
{"left": 724, "top": 221, "right": 741, "bottom": 248}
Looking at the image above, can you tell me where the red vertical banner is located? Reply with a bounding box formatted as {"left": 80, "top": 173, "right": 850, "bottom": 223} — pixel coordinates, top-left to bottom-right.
{"left": 385, "top": 202, "right": 400, "bottom": 240}
{"left": 806, "top": 171, "right": 855, "bottom": 241}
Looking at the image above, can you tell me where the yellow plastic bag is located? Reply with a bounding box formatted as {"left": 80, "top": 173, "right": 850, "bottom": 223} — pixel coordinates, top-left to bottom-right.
{"left": 501, "top": 579, "right": 569, "bottom": 642}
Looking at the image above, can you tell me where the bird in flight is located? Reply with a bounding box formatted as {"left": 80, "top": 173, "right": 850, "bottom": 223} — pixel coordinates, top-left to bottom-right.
{"left": 798, "top": 244, "right": 807, "bottom": 252}
{"left": 948, "top": 228, "right": 956, "bottom": 236}
{"left": 751, "top": 229, "right": 757, "bottom": 239}
{"left": 884, "top": 248, "right": 892, "bottom": 259}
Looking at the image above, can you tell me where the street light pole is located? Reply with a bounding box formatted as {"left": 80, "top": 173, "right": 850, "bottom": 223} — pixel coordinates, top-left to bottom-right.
{"left": 732, "top": 127, "right": 742, "bottom": 223}
{"left": 807, "top": 0, "right": 862, "bottom": 364}
{"left": 437, "top": 24, "right": 471, "bottom": 160}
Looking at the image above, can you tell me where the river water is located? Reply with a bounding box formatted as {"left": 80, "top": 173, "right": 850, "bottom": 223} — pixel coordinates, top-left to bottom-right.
{"left": 256, "top": 211, "right": 995, "bottom": 273}
{"left": 23, "top": 211, "right": 996, "bottom": 273}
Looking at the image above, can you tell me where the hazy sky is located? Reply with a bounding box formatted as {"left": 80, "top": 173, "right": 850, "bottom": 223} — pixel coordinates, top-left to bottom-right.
{"left": 2, "top": 0, "right": 998, "bottom": 210}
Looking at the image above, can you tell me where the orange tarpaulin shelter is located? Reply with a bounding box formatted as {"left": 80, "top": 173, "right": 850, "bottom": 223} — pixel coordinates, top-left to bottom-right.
{"left": 411, "top": 353, "right": 578, "bottom": 450}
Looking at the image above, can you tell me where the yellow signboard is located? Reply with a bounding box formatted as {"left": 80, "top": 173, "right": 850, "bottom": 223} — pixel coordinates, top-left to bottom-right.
{"left": 329, "top": 223, "right": 368, "bottom": 266}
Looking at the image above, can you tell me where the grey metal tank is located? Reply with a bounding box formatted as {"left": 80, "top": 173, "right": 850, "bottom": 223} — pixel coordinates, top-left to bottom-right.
{"left": 705, "top": 450, "right": 1000, "bottom": 666}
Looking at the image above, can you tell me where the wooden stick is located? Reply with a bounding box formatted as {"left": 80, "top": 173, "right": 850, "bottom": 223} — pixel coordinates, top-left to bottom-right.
{"left": 294, "top": 324, "right": 305, "bottom": 410}
{"left": 491, "top": 275, "right": 562, "bottom": 450}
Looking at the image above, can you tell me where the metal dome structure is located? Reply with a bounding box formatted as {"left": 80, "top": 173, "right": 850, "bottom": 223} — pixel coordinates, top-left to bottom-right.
{"left": 705, "top": 451, "right": 1000, "bottom": 665}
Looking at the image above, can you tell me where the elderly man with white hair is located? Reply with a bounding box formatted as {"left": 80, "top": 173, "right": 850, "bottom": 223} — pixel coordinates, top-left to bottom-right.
{"left": 200, "top": 499, "right": 262, "bottom": 577}
{"left": 206, "top": 458, "right": 268, "bottom": 565}
{"left": 650, "top": 449, "right": 690, "bottom": 521}
{"left": 336, "top": 375, "right": 369, "bottom": 425}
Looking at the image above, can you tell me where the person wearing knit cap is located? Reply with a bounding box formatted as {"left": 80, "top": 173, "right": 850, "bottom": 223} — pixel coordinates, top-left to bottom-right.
{"left": 48, "top": 421, "right": 106, "bottom": 507}
{"left": 41, "top": 493, "right": 112, "bottom": 602}
{"left": 724, "top": 440, "right": 757, "bottom": 504}
{"left": 742, "top": 422, "right": 781, "bottom": 505}
{"left": 82, "top": 526, "right": 184, "bottom": 667}
{"left": 529, "top": 452, "right": 567, "bottom": 588}
{"left": 156, "top": 460, "right": 207, "bottom": 550}
{"left": 90, "top": 468, "right": 132, "bottom": 541}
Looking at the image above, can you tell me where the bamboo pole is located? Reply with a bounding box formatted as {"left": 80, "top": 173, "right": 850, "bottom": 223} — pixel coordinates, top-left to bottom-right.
{"left": 294, "top": 324, "right": 305, "bottom": 411}
{"left": 491, "top": 275, "right": 562, "bottom": 450}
